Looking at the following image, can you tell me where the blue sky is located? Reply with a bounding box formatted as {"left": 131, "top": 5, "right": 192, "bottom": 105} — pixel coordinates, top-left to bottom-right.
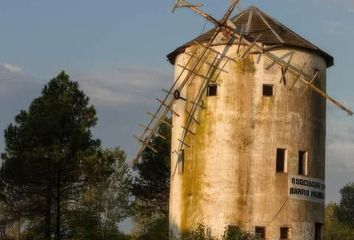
{"left": 0, "top": 0, "right": 354, "bottom": 204}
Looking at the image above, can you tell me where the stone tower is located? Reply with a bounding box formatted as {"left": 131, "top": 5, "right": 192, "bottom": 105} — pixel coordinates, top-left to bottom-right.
{"left": 167, "top": 6, "right": 332, "bottom": 240}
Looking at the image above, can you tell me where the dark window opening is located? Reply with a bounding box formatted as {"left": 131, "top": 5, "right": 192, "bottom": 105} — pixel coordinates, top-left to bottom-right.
{"left": 315, "top": 223, "right": 323, "bottom": 240}
{"left": 177, "top": 149, "right": 184, "bottom": 175}
{"left": 298, "top": 151, "right": 308, "bottom": 175}
{"left": 276, "top": 148, "right": 286, "bottom": 173}
{"left": 263, "top": 84, "right": 273, "bottom": 96}
{"left": 207, "top": 84, "right": 217, "bottom": 96}
{"left": 255, "top": 226, "right": 265, "bottom": 239}
{"left": 280, "top": 227, "right": 289, "bottom": 239}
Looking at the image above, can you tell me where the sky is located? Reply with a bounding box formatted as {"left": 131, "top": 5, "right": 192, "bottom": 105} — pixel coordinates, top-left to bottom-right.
{"left": 0, "top": 0, "right": 353, "bottom": 205}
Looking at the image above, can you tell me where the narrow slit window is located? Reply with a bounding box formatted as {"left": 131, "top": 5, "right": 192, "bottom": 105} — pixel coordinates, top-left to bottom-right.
{"left": 276, "top": 148, "right": 287, "bottom": 173}
{"left": 263, "top": 84, "right": 273, "bottom": 96}
{"left": 207, "top": 84, "right": 217, "bottom": 96}
{"left": 280, "top": 227, "right": 290, "bottom": 239}
{"left": 255, "top": 226, "right": 266, "bottom": 239}
{"left": 177, "top": 149, "right": 185, "bottom": 175}
{"left": 298, "top": 151, "right": 308, "bottom": 175}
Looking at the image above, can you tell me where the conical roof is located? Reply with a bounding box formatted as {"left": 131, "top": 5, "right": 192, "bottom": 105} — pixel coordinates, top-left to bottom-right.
{"left": 167, "top": 6, "right": 334, "bottom": 67}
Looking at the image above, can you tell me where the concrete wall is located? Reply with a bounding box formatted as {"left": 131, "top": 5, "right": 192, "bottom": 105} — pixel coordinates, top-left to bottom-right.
{"left": 169, "top": 43, "right": 327, "bottom": 240}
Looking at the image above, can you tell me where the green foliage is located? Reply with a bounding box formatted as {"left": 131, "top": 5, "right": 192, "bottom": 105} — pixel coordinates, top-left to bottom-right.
{"left": 58, "top": 147, "right": 132, "bottom": 240}
{"left": 1, "top": 71, "right": 102, "bottom": 239}
{"left": 324, "top": 183, "right": 354, "bottom": 240}
{"left": 222, "top": 227, "right": 255, "bottom": 240}
{"left": 180, "top": 224, "right": 255, "bottom": 240}
{"left": 181, "top": 224, "right": 216, "bottom": 240}
{"left": 335, "top": 182, "right": 354, "bottom": 226}
{"left": 132, "top": 121, "right": 171, "bottom": 217}
{"left": 135, "top": 216, "right": 169, "bottom": 240}
{"left": 324, "top": 203, "right": 354, "bottom": 240}
{"left": 132, "top": 121, "right": 171, "bottom": 238}
{"left": 234, "top": 57, "right": 256, "bottom": 74}
{"left": 0, "top": 72, "right": 131, "bottom": 239}
{"left": 93, "top": 147, "right": 132, "bottom": 238}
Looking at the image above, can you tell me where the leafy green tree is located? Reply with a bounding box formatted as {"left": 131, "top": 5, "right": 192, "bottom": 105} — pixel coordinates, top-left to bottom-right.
{"left": 132, "top": 122, "right": 171, "bottom": 217}
{"left": 131, "top": 121, "right": 171, "bottom": 238}
{"left": 99, "top": 148, "right": 132, "bottom": 238}
{"left": 335, "top": 182, "right": 354, "bottom": 226}
{"left": 1, "top": 71, "right": 100, "bottom": 240}
{"left": 324, "top": 183, "right": 354, "bottom": 240}
{"left": 59, "top": 147, "right": 132, "bottom": 240}
{"left": 324, "top": 203, "right": 354, "bottom": 240}
{"left": 135, "top": 216, "right": 169, "bottom": 240}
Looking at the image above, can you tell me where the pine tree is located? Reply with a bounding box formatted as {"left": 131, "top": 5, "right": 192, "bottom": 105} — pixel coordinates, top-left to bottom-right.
{"left": 0, "top": 71, "right": 100, "bottom": 240}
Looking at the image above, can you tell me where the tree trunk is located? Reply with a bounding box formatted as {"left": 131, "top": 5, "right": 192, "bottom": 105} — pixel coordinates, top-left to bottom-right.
{"left": 45, "top": 185, "right": 52, "bottom": 240}
{"left": 56, "top": 170, "right": 61, "bottom": 240}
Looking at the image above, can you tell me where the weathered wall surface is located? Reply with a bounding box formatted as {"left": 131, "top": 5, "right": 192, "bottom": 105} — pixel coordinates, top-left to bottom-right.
{"left": 169, "top": 44, "right": 327, "bottom": 240}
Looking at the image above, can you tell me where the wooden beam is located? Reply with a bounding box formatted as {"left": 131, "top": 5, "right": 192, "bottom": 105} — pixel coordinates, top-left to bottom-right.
{"left": 184, "top": 52, "right": 228, "bottom": 73}
{"left": 241, "top": 33, "right": 262, "bottom": 58}
{"left": 193, "top": 41, "right": 237, "bottom": 62}
{"left": 178, "top": 139, "right": 191, "bottom": 148}
{"left": 156, "top": 98, "right": 180, "bottom": 117}
{"left": 177, "top": 64, "right": 212, "bottom": 80}
{"left": 256, "top": 10, "right": 284, "bottom": 43}
{"left": 181, "top": 125, "right": 196, "bottom": 136}
{"left": 245, "top": 10, "right": 253, "bottom": 35}
{"left": 301, "top": 70, "right": 320, "bottom": 97}
{"left": 237, "top": 24, "right": 245, "bottom": 54}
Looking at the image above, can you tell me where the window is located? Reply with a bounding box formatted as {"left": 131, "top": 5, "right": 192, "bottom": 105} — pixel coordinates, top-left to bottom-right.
{"left": 255, "top": 226, "right": 265, "bottom": 239}
{"left": 177, "top": 149, "right": 185, "bottom": 175}
{"left": 315, "top": 223, "right": 323, "bottom": 240}
{"left": 280, "top": 227, "right": 290, "bottom": 239}
{"left": 276, "top": 148, "right": 287, "bottom": 173}
{"left": 207, "top": 84, "right": 217, "bottom": 96}
{"left": 263, "top": 84, "right": 273, "bottom": 96}
{"left": 298, "top": 151, "right": 308, "bottom": 175}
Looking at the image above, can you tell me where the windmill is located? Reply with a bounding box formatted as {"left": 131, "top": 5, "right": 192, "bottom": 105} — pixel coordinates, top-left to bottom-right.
{"left": 133, "top": 0, "right": 352, "bottom": 164}
{"left": 133, "top": 1, "right": 352, "bottom": 238}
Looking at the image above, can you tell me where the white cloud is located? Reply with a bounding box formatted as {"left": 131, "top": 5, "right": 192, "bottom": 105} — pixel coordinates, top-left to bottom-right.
{"left": 75, "top": 66, "right": 172, "bottom": 107}
{"left": 326, "top": 111, "right": 354, "bottom": 172}
{"left": 1, "top": 63, "right": 23, "bottom": 73}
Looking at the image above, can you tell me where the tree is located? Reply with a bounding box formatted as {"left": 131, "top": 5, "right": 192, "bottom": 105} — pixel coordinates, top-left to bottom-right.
{"left": 41, "top": 147, "right": 131, "bottom": 240}
{"left": 63, "top": 147, "right": 132, "bottom": 240}
{"left": 98, "top": 148, "right": 132, "bottom": 238}
{"left": 324, "top": 203, "right": 354, "bottom": 240}
{"left": 335, "top": 182, "right": 354, "bottom": 226}
{"left": 324, "top": 183, "right": 354, "bottom": 240}
{"left": 0, "top": 71, "right": 100, "bottom": 240}
{"left": 131, "top": 121, "right": 171, "bottom": 238}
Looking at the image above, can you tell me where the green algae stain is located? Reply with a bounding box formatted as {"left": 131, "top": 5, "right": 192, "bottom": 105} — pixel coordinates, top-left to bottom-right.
{"left": 180, "top": 105, "right": 210, "bottom": 232}
{"left": 179, "top": 46, "right": 257, "bottom": 233}
{"left": 233, "top": 56, "right": 256, "bottom": 74}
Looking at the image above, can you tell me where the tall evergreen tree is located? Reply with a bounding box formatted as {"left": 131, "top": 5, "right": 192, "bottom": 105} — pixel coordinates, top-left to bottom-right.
{"left": 0, "top": 71, "right": 100, "bottom": 240}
